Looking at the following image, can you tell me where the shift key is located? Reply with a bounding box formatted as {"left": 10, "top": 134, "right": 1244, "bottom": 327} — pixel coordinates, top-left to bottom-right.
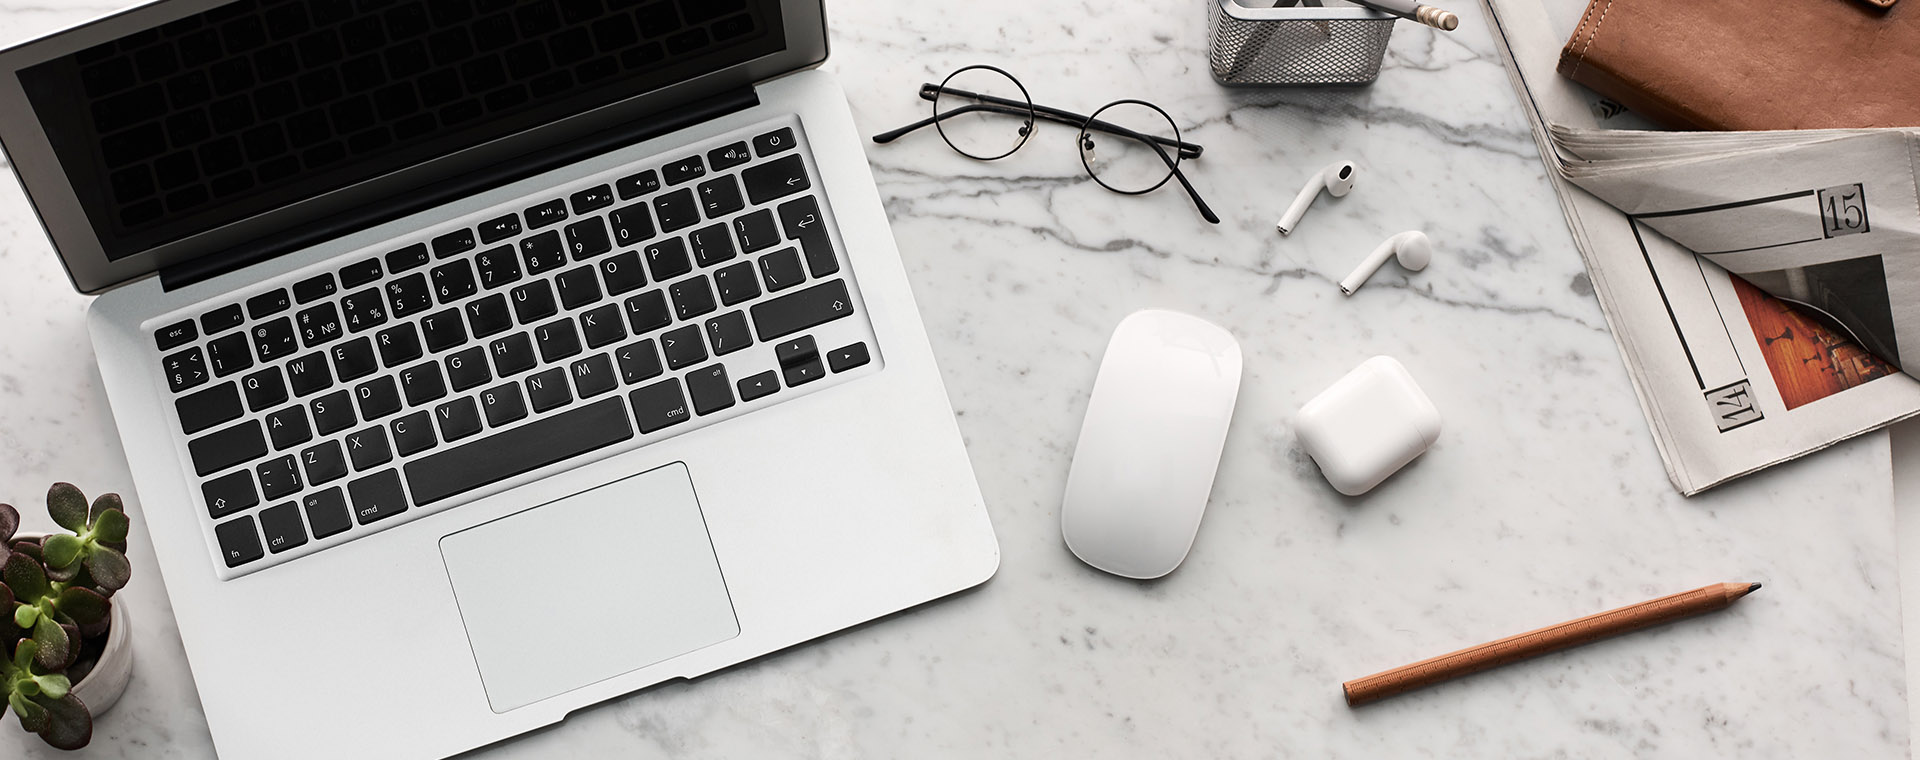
{"left": 750, "top": 279, "right": 853, "bottom": 342}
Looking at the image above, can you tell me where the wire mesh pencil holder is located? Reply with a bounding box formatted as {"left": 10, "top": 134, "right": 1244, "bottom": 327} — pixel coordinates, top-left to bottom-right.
{"left": 1207, "top": 0, "right": 1397, "bottom": 86}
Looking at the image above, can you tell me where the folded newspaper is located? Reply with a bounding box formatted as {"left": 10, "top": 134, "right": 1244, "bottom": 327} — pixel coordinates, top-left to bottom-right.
{"left": 1483, "top": 0, "right": 1920, "bottom": 494}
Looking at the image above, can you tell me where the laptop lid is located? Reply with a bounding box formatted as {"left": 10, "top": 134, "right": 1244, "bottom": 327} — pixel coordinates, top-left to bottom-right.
{"left": 0, "top": 0, "right": 827, "bottom": 295}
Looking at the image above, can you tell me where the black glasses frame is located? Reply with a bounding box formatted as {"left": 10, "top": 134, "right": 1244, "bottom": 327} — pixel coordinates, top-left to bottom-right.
{"left": 871, "top": 65, "right": 1219, "bottom": 224}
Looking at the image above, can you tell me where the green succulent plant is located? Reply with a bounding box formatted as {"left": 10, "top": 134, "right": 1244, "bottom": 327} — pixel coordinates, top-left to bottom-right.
{"left": 1, "top": 483, "right": 133, "bottom": 751}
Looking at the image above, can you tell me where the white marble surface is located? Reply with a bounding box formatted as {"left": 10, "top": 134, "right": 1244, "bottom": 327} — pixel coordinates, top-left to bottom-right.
{"left": 0, "top": 2, "right": 1910, "bottom": 758}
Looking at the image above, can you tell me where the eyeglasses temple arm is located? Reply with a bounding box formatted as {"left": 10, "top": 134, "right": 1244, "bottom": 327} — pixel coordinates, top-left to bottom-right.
{"left": 1146, "top": 140, "right": 1222, "bottom": 225}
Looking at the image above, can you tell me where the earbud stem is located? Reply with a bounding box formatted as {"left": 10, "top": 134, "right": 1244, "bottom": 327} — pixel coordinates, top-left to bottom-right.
{"left": 1340, "top": 239, "right": 1396, "bottom": 296}
{"left": 1276, "top": 178, "right": 1320, "bottom": 236}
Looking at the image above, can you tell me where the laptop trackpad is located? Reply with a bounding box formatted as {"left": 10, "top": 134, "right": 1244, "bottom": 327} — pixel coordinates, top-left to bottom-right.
{"left": 440, "top": 462, "right": 739, "bottom": 712}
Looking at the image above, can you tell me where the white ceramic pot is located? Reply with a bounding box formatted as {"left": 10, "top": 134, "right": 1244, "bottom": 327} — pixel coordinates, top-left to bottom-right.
{"left": 14, "top": 533, "right": 135, "bottom": 717}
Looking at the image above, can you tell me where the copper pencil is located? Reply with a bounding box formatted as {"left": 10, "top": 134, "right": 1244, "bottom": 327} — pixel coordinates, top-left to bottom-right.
{"left": 1343, "top": 582, "right": 1760, "bottom": 707}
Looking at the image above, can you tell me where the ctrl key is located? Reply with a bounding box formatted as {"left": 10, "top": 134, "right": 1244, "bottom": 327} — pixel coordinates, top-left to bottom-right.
{"left": 347, "top": 469, "right": 410, "bottom": 525}
{"left": 214, "top": 516, "right": 264, "bottom": 568}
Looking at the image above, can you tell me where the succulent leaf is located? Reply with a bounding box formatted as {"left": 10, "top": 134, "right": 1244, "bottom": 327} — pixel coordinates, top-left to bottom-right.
{"left": 10, "top": 539, "right": 41, "bottom": 563}
{"left": 10, "top": 690, "right": 47, "bottom": 733}
{"left": 0, "top": 582, "right": 11, "bottom": 609}
{"left": 12, "top": 638, "right": 35, "bottom": 670}
{"left": 31, "top": 614, "right": 68, "bottom": 671}
{"left": 0, "top": 503, "right": 17, "bottom": 542}
{"left": 42, "top": 534, "right": 83, "bottom": 570}
{"left": 15, "top": 604, "right": 38, "bottom": 629}
{"left": 16, "top": 678, "right": 38, "bottom": 697}
{"left": 55, "top": 587, "right": 109, "bottom": 626}
{"left": 84, "top": 547, "right": 132, "bottom": 592}
{"left": 88, "top": 494, "right": 123, "bottom": 527}
{"left": 42, "top": 560, "right": 80, "bottom": 584}
{"left": 46, "top": 483, "right": 88, "bottom": 533}
{"left": 37, "top": 693, "right": 92, "bottom": 750}
{"left": 35, "top": 673, "right": 70, "bottom": 700}
{"left": 2, "top": 552, "right": 48, "bottom": 601}
{"left": 92, "top": 507, "right": 129, "bottom": 544}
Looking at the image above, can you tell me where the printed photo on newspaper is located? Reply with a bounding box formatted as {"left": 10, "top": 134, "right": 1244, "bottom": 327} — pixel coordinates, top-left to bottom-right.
{"left": 1482, "top": 0, "right": 1920, "bottom": 494}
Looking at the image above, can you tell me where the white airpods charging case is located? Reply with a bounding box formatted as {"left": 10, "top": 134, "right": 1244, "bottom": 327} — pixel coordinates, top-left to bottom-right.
{"left": 1295, "top": 356, "right": 1441, "bottom": 496}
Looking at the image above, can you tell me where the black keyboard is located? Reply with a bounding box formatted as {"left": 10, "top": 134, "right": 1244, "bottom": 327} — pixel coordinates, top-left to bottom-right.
{"left": 155, "top": 119, "right": 878, "bottom": 576}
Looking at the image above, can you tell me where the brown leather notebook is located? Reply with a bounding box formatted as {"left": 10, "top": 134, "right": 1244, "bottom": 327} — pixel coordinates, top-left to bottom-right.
{"left": 1556, "top": 0, "right": 1920, "bottom": 130}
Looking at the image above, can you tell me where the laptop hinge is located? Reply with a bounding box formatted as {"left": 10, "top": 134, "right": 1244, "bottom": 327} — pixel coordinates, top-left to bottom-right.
{"left": 159, "top": 86, "right": 759, "bottom": 292}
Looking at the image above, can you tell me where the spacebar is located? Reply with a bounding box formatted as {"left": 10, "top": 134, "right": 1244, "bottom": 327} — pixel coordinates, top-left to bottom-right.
{"left": 404, "top": 398, "right": 634, "bottom": 506}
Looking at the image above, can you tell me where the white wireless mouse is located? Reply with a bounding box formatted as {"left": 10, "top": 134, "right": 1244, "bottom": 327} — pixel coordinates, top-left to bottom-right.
{"left": 1061, "top": 310, "right": 1242, "bottom": 579}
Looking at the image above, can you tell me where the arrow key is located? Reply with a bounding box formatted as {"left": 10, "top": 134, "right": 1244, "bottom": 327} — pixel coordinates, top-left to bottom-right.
{"left": 737, "top": 369, "right": 779, "bottom": 402}
{"left": 828, "top": 342, "right": 871, "bottom": 373}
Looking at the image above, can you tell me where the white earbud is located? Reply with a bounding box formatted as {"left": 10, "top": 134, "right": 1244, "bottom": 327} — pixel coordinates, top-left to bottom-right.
{"left": 1341, "top": 231, "right": 1432, "bottom": 295}
{"left": 1276, "top": 161, "right": 1357, "bottom": 236}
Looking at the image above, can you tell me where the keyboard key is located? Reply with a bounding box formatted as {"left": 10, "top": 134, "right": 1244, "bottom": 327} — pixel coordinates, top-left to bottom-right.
{"left": 630, "top": 378, "right": 689, "bottom": 433}
{"left": 524, "top": 198, "right": 568, "bottom": 230}
{"left": 432, "top": 260, "right": 478, "bottom": 304}
{"left": 242, "top": 367, "right": 288, "bottom": 411}
{"left": 733, "top": 209, "right": 780, "bottom": 254}
{"left": 777, "top": 336, "right": 826, "bottom": 386}
{"left": 752, "top": 127, "right": 794, "bottom": 157}
{"left": 616, "top": 169, "right": 659, "bottom": 199}
{"left": 303, "top": 487, "right": 352, "bottom": 539}
{"left": 616, "top": 339, "right": 663, "bottom": 385}
{"left": 312, "top": 389, "right": 356, "bottom": 436}
{"left": 421, "top": 309, "right": 468, "bottom": 353}
{"left": 385, "top": 243, "right": 430, "bottom": 274}
{"left": 164, "top": 347, "right": 210, "bottom": 392}
{"left": 301, "top": 440, "right": 348, "bottom": 485}
{"left": 267, "top": 402, "right": 313, "bottom": 448}
{"left": 251, "top": 318, "right": 298, "bottom": 362}
{"left": 296, "top": 302, "right": 343, "bottom": 347}
{"left": 579, "top": 304, "right": 625, "bottom": 349}
{"left": 215, "top": 516, "right": 264, "bottom": 567}
{"left": 829, "top": 342, "right": 872, "bottom": 373}
{"left": 663, "top": 155, "right": 704, "bottom": 185}
{"left": 644, "top": 237, "right": 692, "bottom": 281}
{"left": 743, "top": 154, "right": 810, "bottom": 205}
{"left": 347, "top": 469, "right": 408, "bottom": 524}
{"left": 752, "top": 279, "right": 854, "bottom": 342}
{"left": 189, "top": 420, "right": 267, "bottom": 476}
{"left": 571, "top": 354, "right": 618, "bottom": 398}
{"left": 696, "top": 176, "right": 744, "bottom": 219}
{"left": 203, "top": 470, "right": 258, "bottom": 519}
{"left": 570, "top": 184, "right": 614, "bottom": 214}
{"left": 480, "top": 382, "right": 529, "bottom": 426}
{"left": 555, "top": 266, "right": 602, "bottom": 310}
{"left": 526, "top": 367, "right": 572, "bottom": 412}
{"left": 566, "top": 217, "right": 612, "bottom": 261}
{"left": 510, "top": 280, "right": 558, "bottom": 323}
{"left": 758, "top": 247, "right": 804, "bottom": 292}
{"left": 625, "top": 290, "right": 672, "bottom": 334}
{"left": 533, "top": 319, "right": 581, "bottom": 363}
{"left": 654, "top": 188, "right": 698, "bottom": 232}
{"left": 346, "top": 426, "right": 392, "bottom": 470}
{"left": 432, "top": 228, "right": 476, "bottom": 259}
{"left": 708, "top": 141, "right": 750, "bottom": 171}
{"left": 706, "top": 311, "right": 752, "bottom": 356}
{"left": 356, "top": 376, "right": 403, "bottom": 420}
{"left": 156, "top": 319, "right": 198, "bottom": 350}
{"left": 399, "top": 361, "right": 448, "bottom": 407}
{"left": 783, "top": 354, "right": 826, "bottom": 387}
{"left": 608, "top": 203, "right": 654, "bottom": 248}
{"left": 687, "top": 364, "right": 733, "bottom": 416}
{"left": 178, "top": 382, "right": 242, "bottom": 435}
{"left": 476, "top": 245, "right": 522, "bottom": 289}
{"left": 340, "top": 288, "right": 388, "bottom": 333}
{"left": 660, "top": 324, "right": 705, "bottom": 370}
{"left": 689, "top": 223, "right": 735, "bottom": 267}
{"left": 490, "top": 333, "right": 537, "bottom": 376}
{"left": 339, "top": 258, "right": 383, "bottom": 288}
{"left": 446, "top": 346, "right": 492, "bottom": 391}
{"left": 392, "top": 410, "right": 437, "bottom": 456}
{"left": 600, "top": 251, "right": 647, "bottom": 295}
{"left": 207, "top": 333, "right": 254, "bottom": 377}
{"left": 386, "top": 273, "right": 433, "bottom": 319}
{"left": 520, "top": 230, "right": 566, "bottom": 275}
{"left": 376, "top": 323, "right": 423, "bottom": 367}
{"left": 247, "top": 289, "right": 291, "bottom": 319}
{"left": 331, "top": 336, "right": 378, "bottom": 381}
{"left": 737, "top": 370, "right": 779, "bottom": 402}
{"left": 466, "top": 293, "right": 513, "bottom": 338}
{"left": 201, "top": 303, "right": 245, "bottom": 334}
{"left": 669, "top": 276, "right": 717, "bottom": 321}
{"left": 479, "top": 214, "right": 522, "bottom": 245}
{"left": 259, "top": 502, "right": 308, "bottom": 554}
{"left": 258, "top": 455, "right": 302, "bottom": 500}
{"left": 714, "top": 262, "right": 760, "bottom": 306}
{"left": 435, "top": 397, "right": 483, "bottom": 441}
{"left": 406, "top": 396, "right": 633, "bottom": 505}
{"left": 777, "top": 196, "right": 839, "bottom": 277}
{"left": 293, "top": 273, "right": 338, "bottom": 304}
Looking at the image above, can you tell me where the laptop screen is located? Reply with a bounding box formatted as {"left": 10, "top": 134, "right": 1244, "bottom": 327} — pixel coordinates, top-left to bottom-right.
{"left": 15, "top": 0, "right": 785, "bottom": 264}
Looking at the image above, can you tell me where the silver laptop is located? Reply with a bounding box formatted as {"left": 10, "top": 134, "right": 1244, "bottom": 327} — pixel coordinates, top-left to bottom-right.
{"left": 0, "top": 2, "right": 999, "bottom": 756}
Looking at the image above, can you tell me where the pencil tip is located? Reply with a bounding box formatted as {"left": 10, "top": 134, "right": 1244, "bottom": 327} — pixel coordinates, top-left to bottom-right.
{"left": 1748, "top": 582, "right": 1762, "bottom": 593}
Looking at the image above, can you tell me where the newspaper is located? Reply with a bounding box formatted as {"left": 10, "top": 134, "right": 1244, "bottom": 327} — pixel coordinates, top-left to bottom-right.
{"left": 1482, "top": 0, "right": 1920, "bottom": 495}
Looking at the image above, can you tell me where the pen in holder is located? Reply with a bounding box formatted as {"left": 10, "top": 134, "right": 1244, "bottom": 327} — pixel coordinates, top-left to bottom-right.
{"left": 1207, "top": 0, "right": 1397, "bottom": 86}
